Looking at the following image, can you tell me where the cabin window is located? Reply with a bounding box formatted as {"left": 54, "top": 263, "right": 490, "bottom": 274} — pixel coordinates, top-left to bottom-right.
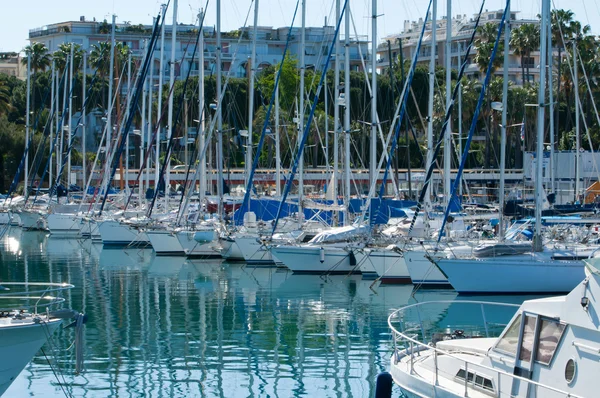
{"left": 494, "top": 313, "right": 522, "bottom": 356}
{"left": 535, "top": 318, "right": 566, "bottom": 365}
{"left": 519, "top": 315, "right": 537, "bottom": 361}
{"left": 455, "top": 369, "right": 495, "bottom": 394}
{"left": 565, "top": 359, "right": 576, "bottom": 384}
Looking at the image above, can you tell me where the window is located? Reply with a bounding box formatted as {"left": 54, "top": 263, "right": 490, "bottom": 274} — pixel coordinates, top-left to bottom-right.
{"left": 494, "top": 313, "right": 522, "bottom": 356}
{"left": 565, "top": 359, "right": 576, "bottom": 384}
{"left": 535, "top": 318, "right": 566, "bottom": 365}
{"left": 455, "top": 369, "right": 495, "bottom": 394}
{"left": 519, "top": 315, "right": 537, "bottom": 362}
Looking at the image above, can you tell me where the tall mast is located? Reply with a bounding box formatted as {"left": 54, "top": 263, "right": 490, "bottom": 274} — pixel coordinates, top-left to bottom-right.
{"left": 25, "top": 54, "right": 31, "bottom": 192}
{"left": 82, "top": 52, "right": 87, "bottom": 189}
{"left": 574, "top": 39, "right": 580, "bottom": 202}
{"left": 126, "top": 51, "right": 132, "bottom": 194}
{"left": 499, "top": 3, "right": 510, "bottom": 239}
{"left": 68, "top": 43, "right": 74, "bottom": 188}
{"left": 444, "top": 0, "right": 451, "bottom": 208}
{"left": 344, "top": 0, "right": 351, "bottom": 223}
{"left": 166, "top": 0, "right": 178, "bottom": 207}
{"left": 108, "top": 15, "right": 116, "bottom": 166}
{"left": 275, "top": 82, "right": 281, "bottom": 196}
{"left": 298, "top": 0, "right": 306, "bottom": 226}
{"left": 534, "top": 0, "right": 549, "bottom": 252}
{"left": 156, "top": 5, "right": 167, "bottom": 191}
{"left": 141, "top": 47, "right": 147, "bottom": 204}
{"left": 216, "top": 0, "right": 224, "bottom": 220}
{"left": 247, "top": 0, "right": 259, "bottom": 200}
{"left": 370, "top": 0, "right": 377, "bottom": 189}
{"left": 547, "top": 8, "right": 555, "bottom": 197}
{"left": 146, "top": 37, "right": 154, "bottom": 199}
{"left": 198, "top": 9, "right": 207, "bottom": 211}
{"left": 333, "top": 0, "right": 341, "bottom": 220}
{"left": 49, "top": 60, "right": 54, "bottom": 189}
{"left": 425, "top": 0, "right": 437, "bottom": 207}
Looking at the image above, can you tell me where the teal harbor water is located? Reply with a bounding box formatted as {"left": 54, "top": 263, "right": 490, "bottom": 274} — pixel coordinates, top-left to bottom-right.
{"left": 0, "top": 228, "right": 538, "bottom": 397}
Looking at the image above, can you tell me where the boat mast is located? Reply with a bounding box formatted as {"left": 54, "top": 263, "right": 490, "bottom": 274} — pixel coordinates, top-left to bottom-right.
{"left": 49, "top": 60, "right": 55, "bottom": 189}
{"left": 25, "top": 54, "right": 31, "bottom": 193}
{"left": 216, "top": 0, "right": 224, "bottom": 220}
{"left": 275, "top": 78, "right": 281, "bottom": 196}
{"left": 199, "top": 9, "right": 207, "bottom": 212}
{"left": 333, "top": 0, "right": 341, "bottom": 218}
{"left": 156, "top": 5, "right": 166, "bottom": 193}
{"left": 444, "top": 0, "right": 451, "bottom": 209}
{"left": 146, "top": 37, "right": 153, "bottom": 197}
{"left": 126, "top": 51, "right": 132, "bottom": 195}
{"left": 247, "top": 0, "right": 259, "bottom": 207}
{"left": 166, "top": 0, "right": 178, "bottom": 208}
{"left": 425, "top": 0, "right": 437, "bottom": 207}
{"left": 369, "top": 0, "right": 377, "bottom": 190}
{"left": 547, "top": 10, "right": 555, "bottom": 198}
{"left": 574, "top": 39, "right": 580, "bottom": 203}
{"left": 534, "top": 0, "right": 549, "bottom": 252}
{"left": 82, "top": 52, "right": 87, "bottom": 191}
{"left": 343, "top": 0, "right": 351, "bottom": 224}
{"left": 68, "top": 43, "right": 74, "bottom": 189}
{"left": 298, "top": 0, "right": 306, "bottom": 227}
{"left": 499, "top": 2, "right": 510, "bottom": 239}
{"left": 108, "top": 15, "right": 116, "bottom": 184}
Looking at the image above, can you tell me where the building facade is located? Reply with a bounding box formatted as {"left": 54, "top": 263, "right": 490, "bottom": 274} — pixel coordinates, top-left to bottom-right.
{"left": 28, "top": 16, "right": 369, "bottom": 79}
{"left": 0, "top": 52, "right": 26, "bottom": 79}
{"left": 376, "top": 9, "right": 541, "bottom": 85}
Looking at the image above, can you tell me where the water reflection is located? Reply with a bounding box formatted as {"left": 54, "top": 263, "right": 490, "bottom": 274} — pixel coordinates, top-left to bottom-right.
{"left": 0, "top": 231, "right": 540, "bottom": 397}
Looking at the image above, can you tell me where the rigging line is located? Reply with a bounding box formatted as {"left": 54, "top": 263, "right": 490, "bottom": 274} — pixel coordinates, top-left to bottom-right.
{"left": 127, "top": 2, "right": 209, "bottom": 212}
{"left": 235, "top": 0, "right": 300, "bottom": 225}
{"left": 436, "top": 0, "right": 508, "bottom": 244}
{"left": 356, "top": 0, "right": 434, "bottom": 227}
{"left": 98, "top": 8, "right": 165, "bottom": 215}
{"left": 175, "top": 0, "right": 257, "bottom": 223}
{"left": 404, "top": 0, "right": 489, "bottom": 242}
{"left": 270, "top": 0, "right": 349, "bottom": 236}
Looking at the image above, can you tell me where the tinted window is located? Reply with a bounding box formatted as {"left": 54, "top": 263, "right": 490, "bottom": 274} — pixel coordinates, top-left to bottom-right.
{"left": 495, "top": 313, "right": 522, "bottom": 356}
{"left": 519, "top": 315, "right": 537, "bottom": 362}
{"left": 535, "top": 319, "right": 566, "bottom": 365}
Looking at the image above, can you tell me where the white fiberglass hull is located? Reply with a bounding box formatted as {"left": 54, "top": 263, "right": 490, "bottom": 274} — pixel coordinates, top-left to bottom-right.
{"left": 176, "top": 231, "right": 220, "bottom": 258}
{"left": 219, "top": 238, "right": 245, "bottom": 262}
{"left": 363, "top": 247, "right": 411, "bottom": 283}
{"left": 436, "top": 251, "right": 587, "bottom": 293}
{"left": 147, "top": 230, "right": 185, "bottom": 256}
{"left": 18, "top": 210, "right": 47, "bottom": 231}
{"left": 99, "top": 220, "right": 150, "bottom": 247}
{"left": 271, "top": 244, "right": 362, "bottom": 274}
{"left": 404, "top": 249, "right": 450, "bottom": 287}
{"left": 235, "top": 236, "right": 276, "bottom": 265}
{"left": 47, "top": 213, "right": 83, "bottom": 238}
{"left": 0, "top": 319, "right": 62, "bottom": 396}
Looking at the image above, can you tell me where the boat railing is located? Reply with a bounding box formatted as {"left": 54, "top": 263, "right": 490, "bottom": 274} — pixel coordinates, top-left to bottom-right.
{"left": 388, "top": 300, "right": 584, "bottom": 398}
{"left": 0, "top": 282, "right": 74, "bottom": 314}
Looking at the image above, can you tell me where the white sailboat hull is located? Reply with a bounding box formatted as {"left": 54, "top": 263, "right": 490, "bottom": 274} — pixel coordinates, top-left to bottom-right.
{"left": 18, "top": 210, "right": 47, "bottom": 231}
{"left": 0, "top": 319, "right": 62, "bottom": 396}
{"left": 176, "top": 230, "right": 220, "bottom": 258}
{"left": 404, "top": 249, "right": 450, "bottom": 287}
{"left": 364, "top": 247, "right": 411, "bottom": 283}
{"left": 99, "top": 220, "right": 150, "bottom": 247}
{"left": 235, "top": 236, "right": 276, "bottom": 265}
{"left": 271, "top": 244, "right": 362, "bottom": 274}
{"left": 436, "top": 251, "right": 587, "bottom": 293}
{"left": 47, "top": 213, "right": 83, "bottom": 238}
{"left": 219, "top": 238, "right": 245, "bottom": 262}
{"left": 147, "top": 230, "right": 185, "bottom": 256}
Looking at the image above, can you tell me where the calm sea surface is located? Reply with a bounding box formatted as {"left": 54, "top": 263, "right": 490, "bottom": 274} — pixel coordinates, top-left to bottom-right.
{"left": 1, "top": 228, "right": 532, "bottom": 397}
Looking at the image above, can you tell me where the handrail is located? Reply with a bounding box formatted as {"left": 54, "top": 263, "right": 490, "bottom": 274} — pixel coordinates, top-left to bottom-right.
{"left": 387, "top": 300, "right": 584, "bottom": 398}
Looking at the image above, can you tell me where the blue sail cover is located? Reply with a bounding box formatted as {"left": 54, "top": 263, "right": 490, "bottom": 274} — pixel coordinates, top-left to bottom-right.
{"left": 233, "top": 197, "right": 417, "bottom": 226}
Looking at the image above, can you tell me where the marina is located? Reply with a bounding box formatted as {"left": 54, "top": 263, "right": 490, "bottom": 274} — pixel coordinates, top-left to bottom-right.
{"left": 2, "top": 0, "right": 600, "bottom": 396}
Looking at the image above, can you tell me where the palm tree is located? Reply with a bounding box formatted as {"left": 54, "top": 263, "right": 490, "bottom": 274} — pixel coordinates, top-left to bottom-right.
{"left": 0, "top": 78, "right": 11, "bottom": 116}
{"left": 89, "top": 41, "right": 130, "bottom": 77}
{"left": 22, "top": 42, "right": 51, "bottom": 120}
{"left": 510, "top": 26, "right": 528, "bottom": 85}
{"left": 510, "top": 24, "right": 540, "bottom": 86}
{"left": 474, "top": 23, "right": 504, "bottom": 76}
{"left": 53, "top": 42, "right": 85, "bottom": 73}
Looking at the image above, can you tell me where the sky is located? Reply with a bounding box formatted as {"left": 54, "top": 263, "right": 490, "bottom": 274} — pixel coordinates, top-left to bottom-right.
{"left": 1, "top": 0, "right": 599, "bottom": 53}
